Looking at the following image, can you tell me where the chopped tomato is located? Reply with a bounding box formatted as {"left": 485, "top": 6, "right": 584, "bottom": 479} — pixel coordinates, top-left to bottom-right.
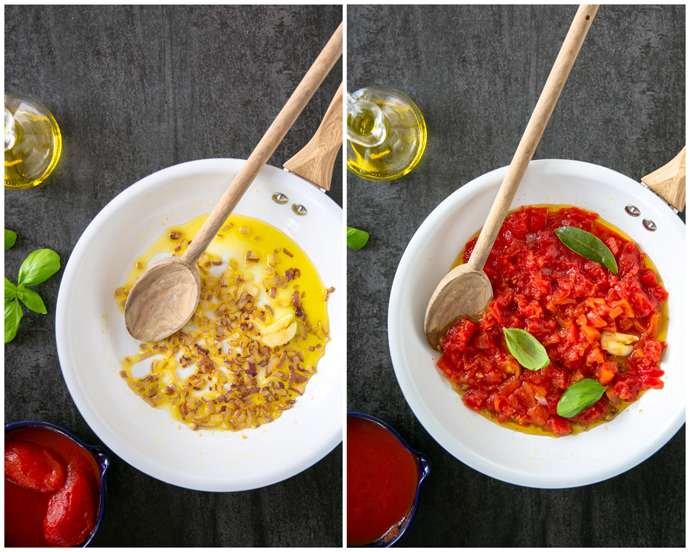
{"left": 574, "top": 399, "right": 608, "bottom": 425}
{"left": 442, "top": 319, "right": 478, "bottom": 365}
{"left": 438, "top": 206, "right": 668, "bottom": 436}
{"left": 596, "top": 361, "right": 618, "bottom": 386}
{"left": 546, "top": 415, "right": 572, "bottom": 435}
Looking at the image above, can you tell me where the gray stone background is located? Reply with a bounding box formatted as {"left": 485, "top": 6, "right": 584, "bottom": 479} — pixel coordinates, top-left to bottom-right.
{"left": 5, "top": 5, "right": 342, "bottom": 547}
{"left": 347, "top": 4, "right": 684, "bottom": 547}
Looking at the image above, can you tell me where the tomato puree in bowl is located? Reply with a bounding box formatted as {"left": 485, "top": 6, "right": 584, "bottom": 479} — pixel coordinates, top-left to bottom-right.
{"left": 347, "top": 414, "right": 428, "bottom": 547}
{"left": 437, "top": 205, "right": 668, "bottom": 436}
{"left": 5, "top": 424, "right": 107, "bottom": 547}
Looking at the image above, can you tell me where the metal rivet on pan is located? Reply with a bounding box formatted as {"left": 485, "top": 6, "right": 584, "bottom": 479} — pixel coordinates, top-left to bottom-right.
{"left": 292, "top": 204, "right": 307, "bottom": 216}
{"left": 272, "top": 192, "right": 288, "bottom": 205}
{"left": 625, "top": 205, "right": 641, "bottom": 217}
{"left": 642, "top": 219, "right": 657, "bottom": 232}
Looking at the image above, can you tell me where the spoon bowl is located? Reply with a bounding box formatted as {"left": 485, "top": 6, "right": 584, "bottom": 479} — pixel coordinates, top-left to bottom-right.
{"left": 124, "top": 257, "right": 200, "bottom": 342}
{"left": 423, "top": 264, "right": 491, "bottom": 350}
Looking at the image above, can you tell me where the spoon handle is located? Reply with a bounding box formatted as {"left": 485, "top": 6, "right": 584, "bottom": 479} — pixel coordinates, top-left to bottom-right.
{"left": 182, "top": 23, "right": 343, "bottom": 265}
{"left": 641, "top": 147, "right": 686, "bottom": 212}
{"left": 283, "top": 82, "right": 344, "bottom": 192}
{"left": 468, "top": 5, "right": 598, "bottom": 272}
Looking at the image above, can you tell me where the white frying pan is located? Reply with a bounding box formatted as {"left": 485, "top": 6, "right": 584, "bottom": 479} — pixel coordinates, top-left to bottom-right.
{"left": 388, "top": 153, "right": 685, "bottom": 488}
{"left": 55, "top": 85, "right": 344, "bottom": 492}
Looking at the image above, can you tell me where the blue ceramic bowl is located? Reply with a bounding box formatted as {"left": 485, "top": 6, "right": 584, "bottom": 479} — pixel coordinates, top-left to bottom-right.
{"left": 5, "top": 420, "right": 110, "bottom": 547}
{"left": 347, "top": 412, "right": 431, "bottom": 547}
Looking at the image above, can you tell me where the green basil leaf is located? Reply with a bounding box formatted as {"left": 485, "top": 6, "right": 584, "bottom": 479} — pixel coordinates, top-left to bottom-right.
{"left": 5, "top": 229, "right": 17, "bottom": 250}
{"left": 503, "top": 328, "right": 550, "bottom": 371}
{"left": 18, "top": 249, "right": 61, "bottom": 286}
{"left": 557, "top": 378, "right": 608, "bottom": 418}
{"left": 5, "top": 278, "right": 17, "bottom": 303}
{"left": 5, "top": 299, "right": 23, "bottom": 343}
{"left": 347, "top": 226, "right": 370, "bottom": 250}
{"left": 554, "top": 227, "right": 618, "bottom": 276}
{"left": 19, "top": 288, "right": 47, "bottom": 314}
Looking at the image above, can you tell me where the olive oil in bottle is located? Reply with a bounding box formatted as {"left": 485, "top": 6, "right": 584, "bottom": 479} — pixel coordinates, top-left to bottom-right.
{"left": 5, "top": 93, "right": 62, "bottom": 190}
{"left": 346, "top": 86, "right": 426, "bottom": 181}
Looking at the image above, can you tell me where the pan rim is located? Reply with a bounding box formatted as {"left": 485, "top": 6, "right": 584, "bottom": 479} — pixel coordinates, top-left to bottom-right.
{"left": 56, "top": 158, "right": 344, "bottom": 491}
{"left": 388, "top": 158, "right": 685, "bottom": 489}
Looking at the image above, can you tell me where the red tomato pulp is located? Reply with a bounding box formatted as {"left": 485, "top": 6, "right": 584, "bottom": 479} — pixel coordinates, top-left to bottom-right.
{"left": 438, "top": 206, "right": 668, "bottom": 436}
{"left": 347, "top": 416, "right": 419, "bottom": 546}
{"left": 5, "top": 426, "right": 102, "bottom": 547}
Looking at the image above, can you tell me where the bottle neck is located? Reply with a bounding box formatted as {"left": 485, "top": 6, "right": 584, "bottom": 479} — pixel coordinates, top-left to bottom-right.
{"left": 346, "top": 92, "right": 386, "bottom": 147}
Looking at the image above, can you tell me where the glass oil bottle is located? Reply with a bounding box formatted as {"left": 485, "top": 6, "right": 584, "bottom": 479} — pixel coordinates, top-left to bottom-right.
{"left": 346, "top": 86, "right": 426, "bottom": 181}
{"left": 5, "top": 93, "right": 62, "bottom": 190}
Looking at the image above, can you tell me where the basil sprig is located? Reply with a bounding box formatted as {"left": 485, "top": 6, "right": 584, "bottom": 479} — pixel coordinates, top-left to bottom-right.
{"left": 554, "top": 227, "right": 619, "bottom": 276}
{"left": 5, "top": 246, "right": 61, "bottom": 343}
{"left": 347, "top": 226, "right": 370, "bottom": 250}
{"left": 503, "top": 328, "right": 550, "bottom": 371}
{"left": 557, "top": 378, "right": 608, "bottom": 418}
{"left": 5, "top": 229, "right": 17, "bottom": 250}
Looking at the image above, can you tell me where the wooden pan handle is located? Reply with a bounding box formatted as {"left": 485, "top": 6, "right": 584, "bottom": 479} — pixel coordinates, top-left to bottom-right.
{"left": 283, "top": 82, "right": 343, "bottom": 191}
{"left": 468, "top": 5, "right": 598, "bottom": 272}
{"left": 182, "top": 23, "right": 343, "bottom": 264}
{"left": 641, "top": 147, "right": 686, "bottom": 211}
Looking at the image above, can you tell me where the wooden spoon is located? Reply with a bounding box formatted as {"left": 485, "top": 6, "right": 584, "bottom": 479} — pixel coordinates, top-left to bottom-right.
{"left": 124, "top": 23, "right": 343, "bottom": 342}
{"left": 424, "top": 5, "right": 598, "bottom": 350}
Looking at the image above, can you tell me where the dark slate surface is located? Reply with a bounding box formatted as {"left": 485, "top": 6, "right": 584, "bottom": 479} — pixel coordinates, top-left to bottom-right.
{"left": 5, "top": 5, "right": 342, "bottom": 547}
{"left": 347, "top": 5, "right": 684, "bottom": 548}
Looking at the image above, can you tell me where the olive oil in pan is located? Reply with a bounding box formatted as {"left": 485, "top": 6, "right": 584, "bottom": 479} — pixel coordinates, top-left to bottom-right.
{"left": 115, "top": 213, "right": 330, "bottom": 361}
{"left": 114, "top": 214, "right": 332, "bottom": 431}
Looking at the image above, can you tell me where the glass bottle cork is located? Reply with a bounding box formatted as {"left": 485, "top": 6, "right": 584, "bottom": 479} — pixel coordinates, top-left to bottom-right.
{"left": 346, "top": 86, "right": 426, "bottom": 181}
{"left": 5, "top": 93, "right": 62, "bottom": 190}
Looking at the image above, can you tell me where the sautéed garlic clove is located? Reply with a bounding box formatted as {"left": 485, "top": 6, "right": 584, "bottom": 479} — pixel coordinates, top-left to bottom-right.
{"left": 600, "top": 331, "right": 639, "bottom": 357}
{"left": 260, "top": 314, "right": 297, "bottom": 348}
